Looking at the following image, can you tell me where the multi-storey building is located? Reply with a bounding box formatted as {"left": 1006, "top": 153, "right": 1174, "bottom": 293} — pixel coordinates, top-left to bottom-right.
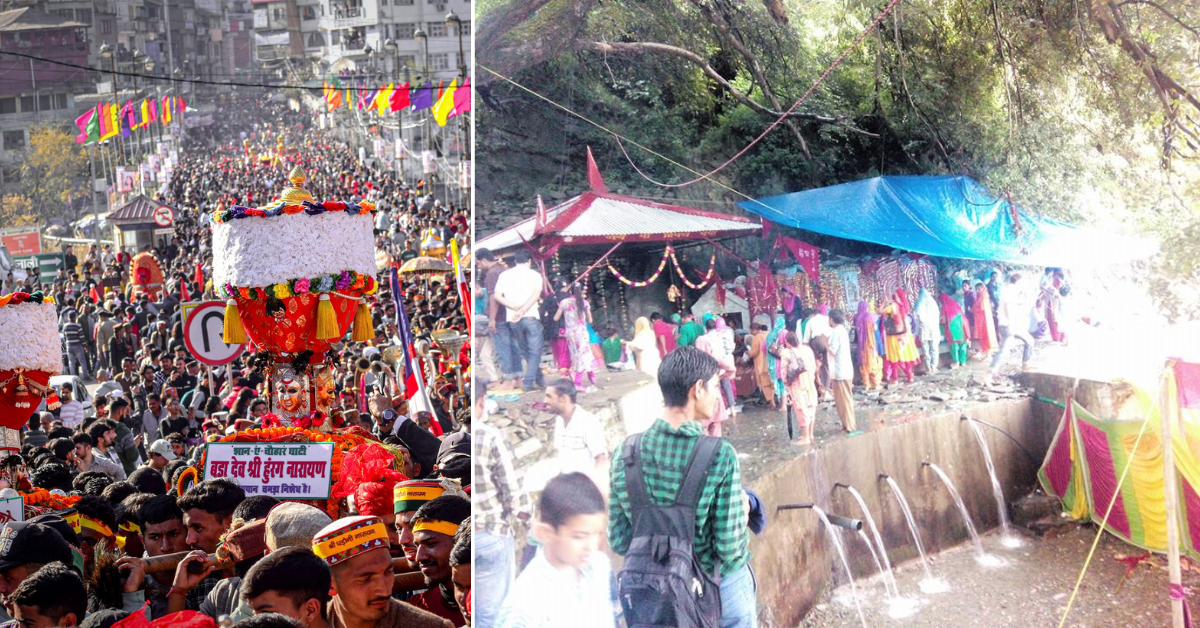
{"left": 0, "top": 7, "right": 90, "bottom": 163}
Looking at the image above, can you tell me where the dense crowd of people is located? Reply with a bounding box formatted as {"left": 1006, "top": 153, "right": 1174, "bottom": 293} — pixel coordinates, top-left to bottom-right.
{"left": 472, "top": 237, "right": 1075, "bottom": 626}
{"left": 0, "top": 97, "right": 475, "bottom": 627}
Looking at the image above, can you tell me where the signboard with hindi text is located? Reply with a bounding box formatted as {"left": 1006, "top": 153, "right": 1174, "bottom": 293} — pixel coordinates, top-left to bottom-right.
{"left": 203, "top": 442, "right": 334, "bottom": 499}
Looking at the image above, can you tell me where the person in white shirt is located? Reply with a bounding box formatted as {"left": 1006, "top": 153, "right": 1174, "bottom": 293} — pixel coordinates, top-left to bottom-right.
{"left": 493, "top": 250, "right": 546, "bottom": 392}
{"left": 543, "top": 380, "right": 609, "bottom": 493}
{"left": 989, "top": 273, "right": 1036, "bottom": 382}
{"left": 800, "top": 307, "right": 832, "bottom": 401}
{"left": 827, "top": 309, "right": 857, "bottom": 433}
{"left": 57, "top": 386, "right": 86, "bottom": 429}
{"left": 498, "top": 473, "right": 616, "bottom": 628}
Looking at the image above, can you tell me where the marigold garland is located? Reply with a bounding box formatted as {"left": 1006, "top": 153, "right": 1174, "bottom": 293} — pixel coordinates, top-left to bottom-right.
{"left": 21, "top": 488, "right": 82, "bottom": 510}
{"left": 669, "top": 249, "right": 717, "bottom": 290}
{"left": 608, "top": 247, "right": 671, "bottom": 288}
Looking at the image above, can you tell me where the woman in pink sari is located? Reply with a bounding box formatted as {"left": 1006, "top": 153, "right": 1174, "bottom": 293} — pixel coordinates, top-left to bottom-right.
{"left": 553, "top": 282, "right": 597, "bottom": 390}
{"left": 695, "top": 315, "right": 735, "bottom": 436}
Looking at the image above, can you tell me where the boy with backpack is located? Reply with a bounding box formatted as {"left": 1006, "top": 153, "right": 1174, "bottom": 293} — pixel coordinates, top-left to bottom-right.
{"left": 608, "top": 347, "right": 754, "bottom": 628}
{"left": 497, "top": 472, "right": 616, "bottom": 628}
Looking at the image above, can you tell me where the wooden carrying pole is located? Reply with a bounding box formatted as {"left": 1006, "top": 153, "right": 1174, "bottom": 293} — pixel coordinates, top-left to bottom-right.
{"left": 1161, "top": 362, "right": 1185, "bottom": 628}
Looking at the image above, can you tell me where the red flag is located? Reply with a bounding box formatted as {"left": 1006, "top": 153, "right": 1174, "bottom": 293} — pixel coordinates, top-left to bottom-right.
{"left": 180, "top": 280, "right": 190, "bottom": 302}
{"left": 777, "top": 236, "right": 820, "bottom": 283}
{"left": 89, "top": 286, "right": 101, "bottom": 304}
{"left": 586, "top": 146, "right": 607, "bottom": 194}
{"left": 389, "top": 82, "right": 410, "bottom": 112}
{"left": 194, "top": 263, "right": 204, "bottom": 293}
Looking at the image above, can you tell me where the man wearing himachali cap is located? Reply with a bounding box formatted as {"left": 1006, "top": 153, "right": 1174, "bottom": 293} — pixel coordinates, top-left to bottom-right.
{"left": 392, "top": 479, "right": 447, "bottom": 575}
{"left": 407, "top": 495, "right": 471, "bottom": 627}
{"left": 313, "top": 516, "right": 452, "bottom": 628}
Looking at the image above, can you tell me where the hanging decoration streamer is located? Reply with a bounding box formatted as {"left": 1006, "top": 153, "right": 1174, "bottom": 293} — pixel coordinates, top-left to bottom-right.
{"left": 608, "top": 247, "right": 671, "bottom": 287}
{"left": 668, "top": 249, "right": 717, "bottom": 290}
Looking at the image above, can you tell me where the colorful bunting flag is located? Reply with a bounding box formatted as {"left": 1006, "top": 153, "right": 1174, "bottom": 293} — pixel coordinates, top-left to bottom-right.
{"left": 433, "top": 79, "right": 457, "bottom": 126}
{"left": 374, "top": 83, "right": 394, "bottom": 114}
{"left": 450, "top": 77, "right": 471, "bottom": 119}
{"left": 389, "top": 82, "right": 410, "bottom": 112}
{"left": 75, "top": 108, "right": 98, "bottom": 144}
{"left": 410, "top": 82, "right": 434, "bottom": 112}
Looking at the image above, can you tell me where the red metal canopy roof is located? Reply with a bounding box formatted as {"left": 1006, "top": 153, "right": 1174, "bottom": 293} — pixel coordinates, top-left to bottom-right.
{"left": 476, "top": 149, "right": 761, "bottom": 253}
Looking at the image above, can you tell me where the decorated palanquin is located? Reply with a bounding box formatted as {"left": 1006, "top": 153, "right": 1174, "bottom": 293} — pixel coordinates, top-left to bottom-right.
{"left": 130, "top": 252, "right": 165, "bottom": 300}
{"left": 0, "top": 293, "right": 61, "bottom": 438}
{"left": 212, "top": 165, "right": 377, "bottom": 431}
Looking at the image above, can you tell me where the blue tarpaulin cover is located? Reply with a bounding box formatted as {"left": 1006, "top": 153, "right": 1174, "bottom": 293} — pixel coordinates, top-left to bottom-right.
{"left": 738, "top": 175, "right": 1156, "bottom": 268}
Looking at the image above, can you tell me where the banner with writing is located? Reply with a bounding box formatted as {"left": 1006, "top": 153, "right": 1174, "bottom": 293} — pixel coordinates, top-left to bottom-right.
{"left": 203, "top": 442, "right": 334, "bottom": 499}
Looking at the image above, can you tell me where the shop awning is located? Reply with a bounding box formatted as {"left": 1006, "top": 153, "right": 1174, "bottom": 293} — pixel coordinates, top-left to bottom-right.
{"left": 738, "top": 175, "right": 1157, "bottom": 268}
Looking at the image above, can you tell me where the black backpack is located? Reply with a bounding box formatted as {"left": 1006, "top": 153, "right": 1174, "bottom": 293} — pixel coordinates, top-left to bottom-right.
{"left": 617, "top": 432, "right": 722, "bottom": 628}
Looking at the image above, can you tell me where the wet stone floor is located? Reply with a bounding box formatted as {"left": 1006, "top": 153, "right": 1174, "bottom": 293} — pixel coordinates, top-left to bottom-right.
{"left": 797, "top": 525, "right": 1196, "bottom": 627}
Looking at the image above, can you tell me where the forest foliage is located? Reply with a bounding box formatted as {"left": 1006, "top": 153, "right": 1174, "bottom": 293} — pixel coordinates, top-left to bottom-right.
{"left": 476, "top": 0, "right": 1200, "bottom": 319}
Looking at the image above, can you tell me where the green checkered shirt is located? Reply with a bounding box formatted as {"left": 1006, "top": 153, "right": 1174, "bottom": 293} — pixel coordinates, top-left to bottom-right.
{"left": 608, "top": 419, "right": 750, "bottom": 577}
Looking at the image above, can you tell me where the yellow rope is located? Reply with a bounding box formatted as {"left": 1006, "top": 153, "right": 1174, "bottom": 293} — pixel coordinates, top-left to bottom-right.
{"left": 1056, "top": 376, "right": 1161, "bottom": 627}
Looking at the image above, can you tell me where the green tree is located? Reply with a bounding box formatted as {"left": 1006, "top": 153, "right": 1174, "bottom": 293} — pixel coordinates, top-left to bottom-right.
{"left": 17, "top": 125, "right": 89, "bottom": 224}
{"left": 476, "top": 0, "right": 1200, "bottom": 318}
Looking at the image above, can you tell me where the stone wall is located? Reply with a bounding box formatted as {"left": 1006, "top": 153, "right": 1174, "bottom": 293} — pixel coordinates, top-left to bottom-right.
{"left": 743, "top": 398, "right": 1058, "bottom": 626}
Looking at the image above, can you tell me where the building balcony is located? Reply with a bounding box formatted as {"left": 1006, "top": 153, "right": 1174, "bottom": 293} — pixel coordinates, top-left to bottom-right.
{"left": 318, "top": 10, "right": 376, "bottom": 31}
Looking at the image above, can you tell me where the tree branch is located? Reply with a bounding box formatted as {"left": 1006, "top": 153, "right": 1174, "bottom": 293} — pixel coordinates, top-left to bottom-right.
{"left": 1115, "top": 0, "right": 1200, "bottom": 40}
{"left": 584, "top": 41, "right": 879, "bottom": 137}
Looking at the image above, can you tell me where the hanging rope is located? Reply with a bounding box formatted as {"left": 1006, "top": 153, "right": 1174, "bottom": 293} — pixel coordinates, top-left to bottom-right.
{"left": 614, "top": 0, "right": 905, "bottom": 188}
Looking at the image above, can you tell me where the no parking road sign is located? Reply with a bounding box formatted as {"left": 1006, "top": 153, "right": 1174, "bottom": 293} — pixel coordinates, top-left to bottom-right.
{"left": 184, "top": 301, "right": 245, "bottom": 366}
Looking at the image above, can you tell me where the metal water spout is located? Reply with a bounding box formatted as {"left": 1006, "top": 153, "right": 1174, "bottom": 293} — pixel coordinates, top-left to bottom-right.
{"left": 777, "top": 503, "right": 863, "bottom": 531}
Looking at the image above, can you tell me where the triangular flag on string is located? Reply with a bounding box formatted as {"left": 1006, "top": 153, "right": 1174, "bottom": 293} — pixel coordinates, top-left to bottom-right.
{"left": 432, "top": 79, "right": 457, "bottom": 126}
{"left": 449, "top": 77, "right": 471, "bottom": 119}
{"left": 389, "top": 82, "right": 410, "bottom": 112}
{"left": 374, "top": 83, "right": 394, "bottom": 114}
{"left": 410, "top": 82, "right": 433, "bottom": 112}
{"left": 97, "top": 103, "right": 110, "bottom": 140}
{"left": 75, "top": 108, "right": 97, "bottom": 144}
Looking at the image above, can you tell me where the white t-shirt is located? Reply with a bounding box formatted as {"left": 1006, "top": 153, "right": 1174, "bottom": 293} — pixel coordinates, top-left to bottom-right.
{"left": 494, "top": 265, "right": 543, "bottom": 322}
{"left": 498, "top": 548, "right": 616, "bottom": 628}
{"left": 801, "top": 314, "right": 831, "bottom": 343}
{"left": 554, "top": 407, "right": 607, "bottom": 479}
{"left": 827, "top": 325, "right": 854, "bottom": 381}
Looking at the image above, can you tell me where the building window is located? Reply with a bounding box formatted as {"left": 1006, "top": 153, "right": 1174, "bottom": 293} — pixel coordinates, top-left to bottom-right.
{"left": 430, "top": 53, "right": 448, "bottom": 70}
{"left": 394, "top": 23, "right": 415, "bottom": 39}
{"left": 380, "top": 0, "right": 387, "bottom": 5}
{"left": 77, "top": 9, "right": 93, "bottom": 24}
{"left": 19, "top": 96, "right": 33, "bottom": 112}
{"left": 3, "top": 131, "right": 24, "bottom": 151}
{"left": 0, "top": 98, "right": 13, "bottom": 115}
{"left": 56, "top": 94, "right": 67, "bottom": 109}
{"left": 398, "top": 54, "right": 415, "bottom": 69}
{"left": 302, "top": 6, "right": 316, "bottom": 20}
{"left": 395, "top": 0, "right": 413, "bottom": 4}
{"left": 460, "top": 21, "right": 470, "bottom": 35}
{"left": 38, "top": 94, "right": 51, "bottom": 110}
{"left": 331, "top": 30, "right": 340, "bottom": 45}
{"left": 272, "top": 8, "right": 284, "bottom": 21}
{"left": 307, "top": 31, "right": 324, "bottom": 48}
{"left": 101, "top": 20, "right": 112, "bottom": 34}
{"left": 426, "top": 22, "right": 446, "bottom": 37}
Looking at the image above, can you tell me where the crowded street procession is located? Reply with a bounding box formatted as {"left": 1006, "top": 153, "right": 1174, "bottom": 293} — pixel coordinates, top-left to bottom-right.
{"left": 0, "top": 93, "right": 474, "bottom": 627}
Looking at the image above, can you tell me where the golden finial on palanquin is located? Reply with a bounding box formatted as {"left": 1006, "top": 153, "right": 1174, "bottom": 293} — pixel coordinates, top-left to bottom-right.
{"left": 280, "top": 166, "right": 313, "bottom": 203}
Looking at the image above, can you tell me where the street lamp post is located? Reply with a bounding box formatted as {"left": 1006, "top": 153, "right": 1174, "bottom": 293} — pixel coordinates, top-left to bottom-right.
{"left": 99, "top": 43, "right": 125, "bottom": 166}
{"left": 385, "top": 38, "right": 404, "bottom": 181}
{"left": 132, "top": 48, "right": 146, "bottom": 165}
{"left": 414, "top": 27, "right": 431, "bottom": 162}
{"left": 445, "top": 12, "right": 464, "bottom": 81}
